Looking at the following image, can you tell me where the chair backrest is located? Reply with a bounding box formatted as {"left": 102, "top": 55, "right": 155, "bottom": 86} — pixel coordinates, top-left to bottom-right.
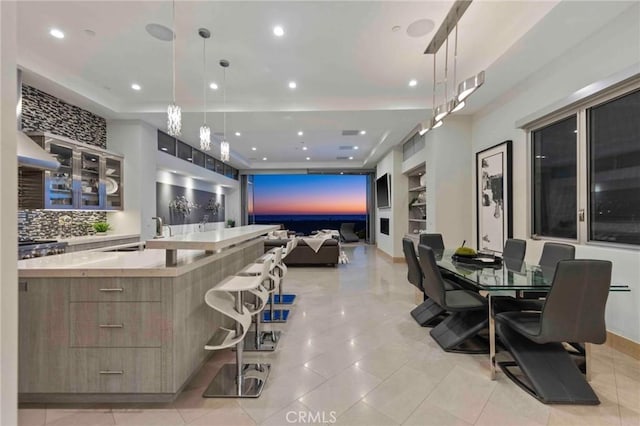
{"left": 503, "top": 239, "right": 526, "bottom": 263}
{"left": 417, "top": 244, "right": 447, "bottom": 307}
{"left": 419, "top": 233, "right": 445, "bottom": 251}
{"left": 402, "top": 238, "right": 423, "bottom": 291}
{"left": 341, "top": 223, "right": 355, "bottom": 232}
{"left": 538, "top": 242, "right": 575, "bottom": 270}
{"left": 539, "top": 260, "right": 612, "bottom": 344}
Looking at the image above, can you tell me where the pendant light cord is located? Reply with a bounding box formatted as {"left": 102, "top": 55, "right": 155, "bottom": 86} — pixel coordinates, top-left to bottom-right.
{"left": 444, "top": 34, "right": 449, "bottom": 106}
{"left": 453, "top": 24, "right": 458, "bottom": 91}
{"left": 432, "top": 54, "right": 436, "bottom": 120}
{"left": 202, "top": 37, "right": 206, "bottom": 125}
{"left": 172, "top": 0, "right": 176, "bottom": 104}
{"left": 223, "top": 66, "right": 227, "bottom": 139}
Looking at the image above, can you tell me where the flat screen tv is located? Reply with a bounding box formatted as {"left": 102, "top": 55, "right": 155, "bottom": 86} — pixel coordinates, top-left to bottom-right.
{"left": 376, "top": 173, "right": 391, "bottom": 208}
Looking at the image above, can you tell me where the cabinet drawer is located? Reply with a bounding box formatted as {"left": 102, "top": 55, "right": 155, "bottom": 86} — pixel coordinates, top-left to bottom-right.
{"left": 69, "top": 279, "right": 161, "bottom": 302}
{"left": 70, "top": 302, "right": 163, "bottom": 348}
{"left": 68, "top": 348, "right": 161, "bottom": 393}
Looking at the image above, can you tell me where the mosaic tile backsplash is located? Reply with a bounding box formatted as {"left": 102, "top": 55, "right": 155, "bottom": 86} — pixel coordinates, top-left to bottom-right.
{"left": 19, "top": 210, "right": 108, "bottom": 240}
{"left": 21, "top": 84, "right": 106, "bottom": 148}
{"left": 18, "top": 84, "right": 109, "bottom": 240}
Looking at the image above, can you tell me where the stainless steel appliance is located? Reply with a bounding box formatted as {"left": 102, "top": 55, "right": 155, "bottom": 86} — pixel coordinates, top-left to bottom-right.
{"left": 18, "top": 239, "right": 68, "bottom": 259}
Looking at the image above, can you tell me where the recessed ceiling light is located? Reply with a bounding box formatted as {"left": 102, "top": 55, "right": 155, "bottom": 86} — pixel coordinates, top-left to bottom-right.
{"left": 288, "top": 81, "right": 297, "bottom": 89}
{"left": 273, "top": 26, "right": 285, "bottom": 37}
{"left": 131, "top": 83, "right": 141, "bottom": 91}
{"left": 392, "top": 25, "right": 401, "bottom": 32}
{"left": 50, "top": 28, "right": 65, "bottom": 39}
{"left": 209, "top": 82, "right": 218, "bottom": 90}
{"left": 349, "top": 156, "right": 354, "bottom": 160}
{"left": 302, "top": 146, "right": 308, "bottom": 151}
{"left": 354, "top": 146, "right": 359, "bottom": 150}
{"left": 145, "top": 23, "right": 174, "bottom": 42}
{"left": 306, "top": 157, "right": 310, "bottom": 161}
{"left": 298, "top": 131, "right": 303, "bottom": 136}
{"left": 83, "top": 29, "right": 96, "bottom": 37}
{"left": 251, "top": 147, "right": 257, "bottom": 151}
{"left": 235, "top": 132, "right": 241, "bottom": 137}
{"left": 262, "top": 157, "right": 268, "bottom": 161}
{"left": 409, "top": 79, "right": 418, "bottom": 87}
{"left": 406, "top": 19, "right": 435, "bottom": 38}
{"left": 359, "top": 130, "right": 366, "bottom": 135}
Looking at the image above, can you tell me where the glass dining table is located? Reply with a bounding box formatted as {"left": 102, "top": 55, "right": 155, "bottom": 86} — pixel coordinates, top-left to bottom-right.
{"left": 433, "top": 249, "right": 630, "bottom": 380}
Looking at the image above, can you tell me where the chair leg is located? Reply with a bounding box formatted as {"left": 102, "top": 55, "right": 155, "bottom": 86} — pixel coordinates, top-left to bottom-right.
{"left": 496, "top": 322, "right": 600, "bottom": 405}
{"left": 429, "top": 310, "right": 489, "bottom": 354}
{"left": 410, "top": 298, "right": 446, "bottom": 327}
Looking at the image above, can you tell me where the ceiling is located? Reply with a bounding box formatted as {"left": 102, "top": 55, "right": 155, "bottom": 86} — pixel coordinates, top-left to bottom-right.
{"left": 16, "top": 1, "right": 636, "bottom": 170}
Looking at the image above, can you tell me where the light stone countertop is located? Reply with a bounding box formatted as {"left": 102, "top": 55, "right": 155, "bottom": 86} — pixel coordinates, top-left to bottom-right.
{"left": 18, "top": 225, "right": 276, "bottom": 278}
{"left": 59, "top": 233, "right": 140, "bottom": 246}
{"left": 145, "top": 225, "right": 279, "bottom": 251}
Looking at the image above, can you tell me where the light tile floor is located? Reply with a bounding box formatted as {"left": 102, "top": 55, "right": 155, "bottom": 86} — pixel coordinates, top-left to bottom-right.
{"left": 19, "top": 244, "right": 640, "bottom": 426}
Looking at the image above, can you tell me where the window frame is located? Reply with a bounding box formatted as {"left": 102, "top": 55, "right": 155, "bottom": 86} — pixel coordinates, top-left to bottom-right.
{"left": 526, "top": 76, "right": 640, "bottom": 250}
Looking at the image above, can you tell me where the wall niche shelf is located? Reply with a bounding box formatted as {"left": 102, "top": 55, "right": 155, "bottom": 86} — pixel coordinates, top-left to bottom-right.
{"left": 406, "top": 164, "right": 427, "bottom": 235}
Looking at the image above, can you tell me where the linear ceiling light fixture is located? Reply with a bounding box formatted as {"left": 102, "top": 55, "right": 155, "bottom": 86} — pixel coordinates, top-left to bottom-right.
{"left": 219, "top": 59, "right": 230, "bottom": 162}
{"left": 419, "top": 0, "right": 483, "bottom": 131}
{"left": 199, "top": 28, "right": 211, "bottom": 151}
{"left": 167, "top": 0, "right": 181, "bottom": 136}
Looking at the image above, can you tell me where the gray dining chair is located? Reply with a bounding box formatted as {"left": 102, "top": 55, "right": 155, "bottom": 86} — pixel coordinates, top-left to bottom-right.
{"left": 539, "top": 242, "right": 576, "bottom": 269}
{"left": 495, "top": 259, "right": 612, "bottom": 404}
{"left": 402, "top": 238, "right": 447, "bottom": 327}
{"left": 503, "top": 238, "right": 526, "bottom": 262}
{"left": 418, "top": 244, "right": 489, "bottom": 353}
{"left": 419, "top": 233, "right": 445, "bottom": 251}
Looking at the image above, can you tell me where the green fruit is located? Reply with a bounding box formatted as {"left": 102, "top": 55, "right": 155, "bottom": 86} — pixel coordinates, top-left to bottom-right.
{"left": 455, "top": 246, "right": 476, "bottom": 256}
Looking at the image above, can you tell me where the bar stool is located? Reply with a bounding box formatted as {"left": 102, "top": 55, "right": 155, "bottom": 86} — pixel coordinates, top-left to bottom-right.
{"left": 263, "top": 243, "right": 291, "bottom": 323}
{"left": 202, "top": 274, "right": 270, "bottom": 398}
{"left": 237, "top": 252, "right": 281, "bottom": 350}
{"left": 273, "top": 238, "right": 298, "bottom": 305}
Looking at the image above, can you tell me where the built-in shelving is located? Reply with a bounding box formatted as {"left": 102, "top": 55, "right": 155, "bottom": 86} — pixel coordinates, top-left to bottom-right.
{"left": 406, "top": 164, "right": 427, "bottom": 235}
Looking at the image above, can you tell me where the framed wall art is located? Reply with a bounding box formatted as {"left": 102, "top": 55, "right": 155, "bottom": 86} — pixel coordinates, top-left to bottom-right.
{"left": 476, "top": 140, "right": 512, "bottom": 253}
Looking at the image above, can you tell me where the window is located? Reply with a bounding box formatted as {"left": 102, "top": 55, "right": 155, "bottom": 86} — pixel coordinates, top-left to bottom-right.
{"left": 528, "top": 80, "right": 640, "bottom": 247}
{"left": 588, "top": 89, "right": 640, "bottom": 245}
{"left": 532, "top": 115, "right": 578, "bottom": 239}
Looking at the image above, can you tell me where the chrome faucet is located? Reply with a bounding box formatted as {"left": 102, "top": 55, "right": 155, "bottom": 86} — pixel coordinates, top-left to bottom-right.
{"left": 152, "top": 217, "right": 163, "bottom": 238}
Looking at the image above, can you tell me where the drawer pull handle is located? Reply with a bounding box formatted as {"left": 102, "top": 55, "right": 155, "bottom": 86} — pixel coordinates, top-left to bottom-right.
{"left": 99, "top": 370, "right": 124, "bottom": 375}
{"left": 99, "top": 288, "right": 124, "bottom": 292}
{"left": 99, "top": 324, "right": 124, "bottom": 328}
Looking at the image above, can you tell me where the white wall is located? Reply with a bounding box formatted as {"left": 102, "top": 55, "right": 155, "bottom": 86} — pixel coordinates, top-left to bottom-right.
{"left": 0, "top": 2, "right": 18, "bottom": 424}
{"left": 376, "top": 149, "right": 406, "bottom": 258}
{"left": 107, "top": 120, "right": 157, "bottom": 241}
{"left": 424, "top": 116, "right": 473, "bottom": 248}
{"left": 471, "top": 5, "right": 640, "bottom": 342}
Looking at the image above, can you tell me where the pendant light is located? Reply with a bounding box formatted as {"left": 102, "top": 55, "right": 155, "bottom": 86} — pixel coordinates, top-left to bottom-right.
{"left": 167, "top": 0, "right": 181, "bottom": 136}
{"left": 449, "top": 24, "right": 466, "bottom": 113}
{"left": 419, "top": 53, "right": 442, "bottom": 136}
{"left": 219, "top": 59, "right": 230, "bottom": 162}
{"left": 433, "top": 35, "right": 450, "bottom": 122}
{"left": 198, "top": 28, "right": 211, "bottom": 151}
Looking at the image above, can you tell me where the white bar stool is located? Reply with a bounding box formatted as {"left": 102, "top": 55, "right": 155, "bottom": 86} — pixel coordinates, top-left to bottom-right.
{"left": 202, "top": 274, "right": 270, "bottom": 398}
{"left": 236, "top": 253, "right": 280, "bottom": 351}
{"left": 273, "top": 237, "right": 298, "bottom": 305}
{"left": 261, "top": 244, "right": 291, "bottom": 323}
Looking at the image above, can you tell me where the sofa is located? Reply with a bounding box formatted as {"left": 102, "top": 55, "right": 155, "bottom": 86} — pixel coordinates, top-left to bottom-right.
{"left": 264, "top": 237, "right": 339, "bottom": 266}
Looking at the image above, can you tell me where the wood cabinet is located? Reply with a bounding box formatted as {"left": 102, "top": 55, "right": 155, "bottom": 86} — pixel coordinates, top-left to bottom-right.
{"left": 407, "top": 165, "right": 427, "bottom": 235}
{"left": 19, "top": 132, "right": 123, "bottom": 210}
{"left": 18, "top": 238, "right": 265, "bottom": 403}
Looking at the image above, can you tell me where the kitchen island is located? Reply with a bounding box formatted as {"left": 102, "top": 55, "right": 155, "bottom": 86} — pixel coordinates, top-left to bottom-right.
{"left": 17, "top": 225, "right": 279, "bottom": 403}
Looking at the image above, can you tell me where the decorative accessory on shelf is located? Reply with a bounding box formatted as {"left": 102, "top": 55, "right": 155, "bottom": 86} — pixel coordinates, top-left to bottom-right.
{"left": 167, "top": 0, "right": 181, "bottom": 136}
{"left": 199, "top": 28, "right": 211, "bottom": 151}
{"left": 417, "top": 191, "right": 426, "bottom": 202}
{"left": 419, "top": 174, "right": 427, "bottom": 187}
{"left": 219, "top": 59, "right": 230, "bottom": 162}
{"left": 169, "top": 195, "right": 199, "bottom": 217}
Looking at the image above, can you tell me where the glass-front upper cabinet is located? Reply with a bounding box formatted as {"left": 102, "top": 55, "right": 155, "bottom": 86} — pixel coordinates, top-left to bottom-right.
{"left": 25, "top": 132, "right": 124, "bottom": 211}
{"left": 104, "top": 156, "right": 123, "bottom": 209}
{"left": 47, "top": 143, "right": 75, "bottom": 208}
